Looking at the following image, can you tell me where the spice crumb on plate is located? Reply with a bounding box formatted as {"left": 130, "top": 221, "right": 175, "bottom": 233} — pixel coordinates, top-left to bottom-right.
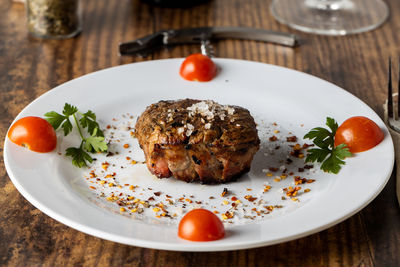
{"left": 78, "top": 113, "right": 322, "bottom": 225}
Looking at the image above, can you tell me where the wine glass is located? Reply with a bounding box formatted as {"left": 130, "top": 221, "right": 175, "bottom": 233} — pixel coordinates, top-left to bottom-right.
{"left": 270, "top": 0, "right": 389, "bottom": 35}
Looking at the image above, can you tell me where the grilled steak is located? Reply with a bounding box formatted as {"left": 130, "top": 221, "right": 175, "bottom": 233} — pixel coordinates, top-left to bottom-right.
{"left": 135, "top": 99, "right": 260, "bottom": 184}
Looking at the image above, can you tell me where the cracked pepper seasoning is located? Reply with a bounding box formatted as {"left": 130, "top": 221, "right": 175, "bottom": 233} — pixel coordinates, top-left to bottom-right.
{"left": 26, "top": 0, "right": 81, "bottom": 38}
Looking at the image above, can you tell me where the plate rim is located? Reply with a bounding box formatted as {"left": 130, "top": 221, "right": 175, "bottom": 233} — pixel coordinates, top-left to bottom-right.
{"left": 3, "top": 58, "right": 395, "bottom": 251}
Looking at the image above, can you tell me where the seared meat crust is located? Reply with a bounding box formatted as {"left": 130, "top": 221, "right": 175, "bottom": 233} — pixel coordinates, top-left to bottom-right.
{"left": 135, "top": 99, "right": 260, "bottom": 184}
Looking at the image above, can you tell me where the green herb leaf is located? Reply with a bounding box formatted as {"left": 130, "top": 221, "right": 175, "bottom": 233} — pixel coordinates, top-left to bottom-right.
{"left": 312, "top": 136, "right": 331, "bottom": 150}
{"left": 326, "top": 117, "right": 338, "bottom": 133}
{"left": 44, "top": 111, "right": 66, "bottom": 130}
{"left": 65, "top": 146, "right": 93, "bottom": 168}
{"left": 304, "top": 117, "right": 352, "bottom": 174}
{"left": 61, "top": 118, "right": 73, "bottom": 136}
{"left": 84, "top": 136, "right": 108, "bottom": 153}
{"left": 45, "top": 103, "right": 108, "bottom": 168}
{"left": 320, "top": 154, "right": 344, "bottom": 174}
{"left": 303, "top": 127, "right": 331, "bottom": 140}
{"left": 304, "top": 148, "right": 330, "bottom": 163}
{"left": 63, "top": 103, "right": 78, "bottom": 116}
{"left": 79, "top": 110, "right": 104, "bottom": 137}
{"left": 83, "top": 110, "right": 96, "bottom": 120}
{"left": 333, "top": 143, "right": 352, "bottom": 159}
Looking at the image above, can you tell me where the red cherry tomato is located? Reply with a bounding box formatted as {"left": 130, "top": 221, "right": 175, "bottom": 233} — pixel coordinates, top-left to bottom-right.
{"left": 7, "top": 116, "right": 57, "bottom": 153}
{"left": 334, "top": 116, "right": 384, "bottom": 153}
{"left": 179, "top": 53, "right": 217, "bottom": 82}
{"left": 178, "top": 209, "right": 225, "bottom": 241}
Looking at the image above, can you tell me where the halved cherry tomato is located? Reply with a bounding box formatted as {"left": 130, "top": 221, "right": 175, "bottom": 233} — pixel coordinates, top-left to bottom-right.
{"left": 7, "top": 116, "right": 57, "bottom": 153}
{"left": 178, "top": 208, "right": 225, "bottom": 241}
{"left": 334, "top": 116, "right": 384, "bottom": 153}
{"left": 179, "top": 53, "right": 217, "bottom": 82}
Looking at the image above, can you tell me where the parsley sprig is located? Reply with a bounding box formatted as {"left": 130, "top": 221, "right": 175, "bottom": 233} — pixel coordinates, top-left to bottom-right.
{"left": 304, "top": 117, "right": 352, "bottom": 174}
{"left": 45, "top": 103, "right": 108, "bottom": 168}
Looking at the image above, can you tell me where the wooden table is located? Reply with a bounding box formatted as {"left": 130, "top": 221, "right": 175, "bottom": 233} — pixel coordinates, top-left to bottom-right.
{"left": 1, "top": 0, "right": 400, "bottom": 265}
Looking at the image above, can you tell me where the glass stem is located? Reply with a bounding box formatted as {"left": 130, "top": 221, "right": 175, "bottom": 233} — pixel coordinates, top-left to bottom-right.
{"left": 305, "top": 0, "right": 352, "bottom": 10}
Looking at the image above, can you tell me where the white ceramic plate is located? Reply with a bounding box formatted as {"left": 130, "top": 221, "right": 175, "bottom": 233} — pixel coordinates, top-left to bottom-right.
{"left": 4, "top": 59, "right": 394, "bottom": 251}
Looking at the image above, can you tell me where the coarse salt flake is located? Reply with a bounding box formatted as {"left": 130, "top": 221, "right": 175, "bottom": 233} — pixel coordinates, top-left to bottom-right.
{"left": 177, "top": 127, "right": 185, "bottom": 135}
{"left": 185, "top": 123, "right": 194, "bottom": 136}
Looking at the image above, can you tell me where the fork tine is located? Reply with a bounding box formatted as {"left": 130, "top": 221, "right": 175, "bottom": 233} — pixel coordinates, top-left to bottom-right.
{"left": 388, "top": 58, "right": 393, "bottom": 118}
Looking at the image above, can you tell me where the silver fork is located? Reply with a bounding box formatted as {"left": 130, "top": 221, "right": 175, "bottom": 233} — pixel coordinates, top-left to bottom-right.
{"left": 386, "top": 58, "right": 400, "bottom": 206}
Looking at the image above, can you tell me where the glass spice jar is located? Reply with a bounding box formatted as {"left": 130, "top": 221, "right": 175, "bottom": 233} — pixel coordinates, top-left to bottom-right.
{"left": 26, "top": 0, "right": 81, "bottom": 39}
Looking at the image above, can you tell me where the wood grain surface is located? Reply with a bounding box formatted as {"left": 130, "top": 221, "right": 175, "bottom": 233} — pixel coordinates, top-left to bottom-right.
{"left": 1, "top": 0, "right": 400, "bottom": 266}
